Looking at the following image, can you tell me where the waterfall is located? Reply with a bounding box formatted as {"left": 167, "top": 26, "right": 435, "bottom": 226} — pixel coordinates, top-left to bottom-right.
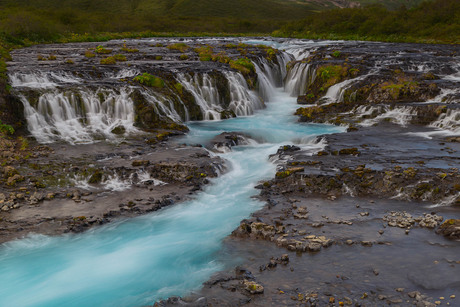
{"left": 430, "top": 108, "right": 460, "bottom": 134}
{"left": 12, "top": 47, "right": 294, "bottom": 143}
{"left": 20, "top": 88, "right": 136, "bottom": 144}
{"left": 284, "top": 62, "right": 315, "bottom": 97}
{"left": 224, "top": 71, "right": 264, "bottom": 116}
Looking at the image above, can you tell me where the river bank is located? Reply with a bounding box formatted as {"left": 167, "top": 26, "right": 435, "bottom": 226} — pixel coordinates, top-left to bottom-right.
{"left": 165, "top": 122, "right": 459, "bottom": 307}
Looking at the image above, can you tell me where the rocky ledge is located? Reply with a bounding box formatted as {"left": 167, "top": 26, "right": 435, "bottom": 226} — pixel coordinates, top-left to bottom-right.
{"left": 0, "top": 135, "right": 224, "bottom": 243}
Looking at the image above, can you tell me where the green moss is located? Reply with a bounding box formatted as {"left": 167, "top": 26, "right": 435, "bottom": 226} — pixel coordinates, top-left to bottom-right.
{"left": 0, "top": 120, "right": 14, "bottom": 135}
{"left": 133, "top": 73, "right": 164, "bottom": 88}
{"left": 167, "top": 43, "right": 189, "bottom": 53}
{"left": 331, "top": 50, "right": 341, "bottom": 58}
{"left": 120, "top": 44, "right": 139, "bottom": 53}
{"left": 95, "top": 45, "right": 112, "bottom": 54}
{"left": 229, "top": 58, "right": 255, "bottom": 75}
{"left": 113, "top": 54, "right": 127, "bottom": 61}
{"left": 84, "top": 50, "right": 96, "bottom": 58}
{"left": 179, "top": 54, "right": 189, "bottom": 60}
{"left": 174, "top": 82, "right": 183, "bottom": 94}
{"left": 154, "top": 55, "right": 163, "bottom": 60}
{"left": 100, "top": 56, "right": 116, "bottom": 64}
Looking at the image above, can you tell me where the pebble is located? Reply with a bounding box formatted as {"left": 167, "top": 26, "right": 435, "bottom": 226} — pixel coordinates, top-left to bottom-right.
{"left": 396, "top": 288, "right": 405, "bottom": 292}
{"left": 450, "top": 295, "right": 456, "bottom": 299}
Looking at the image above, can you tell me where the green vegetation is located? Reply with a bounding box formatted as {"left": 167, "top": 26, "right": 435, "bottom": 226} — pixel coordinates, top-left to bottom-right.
{"left": 167, "top": 43, "right": 189, "bottom": 53}
{"left": 0, "top": 120, "right": 14, "bottom": 135}
{"left": 275, "top": 0, "right": 459, "bottom": 44}
{"left": 95, "top": 45, "right": 112, "bottom": 54}
{"left": 84, "top": 50, "right": 96, "bottom": 58}
{"left": 133, "top": 73, "right": 165, "bottom": 88}
{"left": 120, "top": 44, "right": 139, "bottom": 53}
{"left": 100, "top": 56, "right": 116, "bottom": 64}
{"left": 229, "top": 58, "right": 255, "bottom": 75}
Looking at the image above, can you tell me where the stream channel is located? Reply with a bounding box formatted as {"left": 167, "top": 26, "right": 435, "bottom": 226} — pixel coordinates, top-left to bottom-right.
{"left": 0, "top": 40, "right": 343, "bottom": 307}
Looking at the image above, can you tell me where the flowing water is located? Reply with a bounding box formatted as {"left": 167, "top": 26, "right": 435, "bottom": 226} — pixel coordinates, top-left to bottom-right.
{"left": 2, "top": 37, "right": 459, "bottom": 307}
{"left": 0, "top": 40, "right": 343, "bottom": 307}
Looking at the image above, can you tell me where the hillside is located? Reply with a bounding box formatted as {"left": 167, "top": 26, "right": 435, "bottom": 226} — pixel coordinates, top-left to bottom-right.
{"left": 0, "top": 0, "right": 426, "bottom": 19}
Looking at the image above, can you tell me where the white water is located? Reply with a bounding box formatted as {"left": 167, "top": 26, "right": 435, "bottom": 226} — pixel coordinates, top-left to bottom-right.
{"left": 20, "top": 88, "right": 137, "bottom": 144}
{"left": 0, "top": 42, "right": 344, "bottom": 307}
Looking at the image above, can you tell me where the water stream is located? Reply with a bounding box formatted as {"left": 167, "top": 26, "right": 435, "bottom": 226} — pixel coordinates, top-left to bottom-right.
{"left": 0, "top": 47, "right": 342, "bottom": 306}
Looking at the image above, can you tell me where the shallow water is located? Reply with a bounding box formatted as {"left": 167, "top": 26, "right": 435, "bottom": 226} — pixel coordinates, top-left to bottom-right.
{"left": 0, "top": 86, "right": 342, "bottom": 306}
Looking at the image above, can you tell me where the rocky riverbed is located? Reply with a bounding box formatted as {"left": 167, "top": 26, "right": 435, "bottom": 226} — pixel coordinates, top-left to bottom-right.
{"left": 155, "top": 40, "right": 459, "bottom": 306}
{"left": 0, "top": 37, "right": 459, "bottom": 307}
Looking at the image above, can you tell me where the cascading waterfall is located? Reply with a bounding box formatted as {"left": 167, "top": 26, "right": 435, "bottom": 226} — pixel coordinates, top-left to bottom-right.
{"left": 175, "top": 73, "right": 223, "bottom": 120}
{"left": 223, "top": 71, "right": 264, "bottom": 116}
{"left": 0, "top": 41, "right": 346, "bottom": 307}
{"left": 430, "top": 108, "right": 460, "bottom": 134}
{"left": 20, "top": 88, "right": 137, "bottom": 144}
{"left": 284, "top": 62, "right": 315, "bottom": 97}
{"left": 140, "top": 90, "right": 186, "bottom": 122}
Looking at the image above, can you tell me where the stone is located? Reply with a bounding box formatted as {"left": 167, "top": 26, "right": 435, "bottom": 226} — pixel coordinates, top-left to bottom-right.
{"left": 408, "top": 291, "right": 421, "bottom": 298}
{"left": 243, "top": 280, "right": 264, "bottom": 294}
{"left": 7, "top": 174, "right": 25, "bottom": 186}
{"left": 281, "top": 254, "right": 289, "bottom": 262}
{"left": 306, "top": 242, "right": 322, "bottom": 252}
{"left": 132, "top": 160, "right": 150, "bottom": 167}
{"left": 1, "top": 205, "right": 9, "bottom": 212}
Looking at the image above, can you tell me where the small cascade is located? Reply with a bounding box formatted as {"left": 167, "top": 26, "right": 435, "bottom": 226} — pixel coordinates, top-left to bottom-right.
{"left": 284, "top": 63, "right": 315, "bottom": 97}
{"left": 140, "top": 90, "right": 186, "bottom": 122}
{"left": 321, "top": 76, "right": 365, "bottom": 104}
{"left": 224, "top": 71, "right": 264, "bottom": 116}
{"left": 252, "top": 61, "right": 277, "bottom": 102}
{"left": 277, "top": 53, "right": 294, "bottom": 81}
{"left": 430, "top": 108, "right": 460, "bottom": 134}
{"left": 360, "top": 106, "right": 417, "bottom": 127}
{"left": 175, "top": 73, "right": 224, "bottom": 120}
{"left": 9, "top": 71, "right": 81, "bottom": 89}
{"left": 20, "top": 88, "right": 136, "bottom": 144}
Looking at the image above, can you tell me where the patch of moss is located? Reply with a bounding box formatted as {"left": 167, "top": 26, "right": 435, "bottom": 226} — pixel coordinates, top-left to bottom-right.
{"left": 167, "top": 43, "right": 189, "bottom": 53}
{"left": 84, "top": 50, "right": 96, "bottom": 58}
{"left": 133, "top": 73, "right": 164, "bottom": 88}
{"left": 229, "top": 58, "right": 255, "bottom": 75}
{"left": 95, "top": 45, "right": 112, "bottom": 54}
{"left": 100, "top": 56, "right": 116, "bottom": 65}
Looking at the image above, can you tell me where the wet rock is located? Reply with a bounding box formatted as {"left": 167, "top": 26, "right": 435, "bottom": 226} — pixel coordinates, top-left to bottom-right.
{"left": 2, "top": 166, "right": 18, "bottom": 178}
{"left": 132, "top": 160, "right": 150, "bottom": 167}
{"left": 436, "top": 219, "right": 460, "bottom": 239}
{"left": 243, "top": 280, "right": 264, "bottom": 294}
{"left": 306, "top": 242, "right": 322, "bottom": 252}
{"left": 111, "top": 125, "right": 126, "bottom": 135}
{"left": 6, "top": 174, "right": 25, "bottom": 186}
